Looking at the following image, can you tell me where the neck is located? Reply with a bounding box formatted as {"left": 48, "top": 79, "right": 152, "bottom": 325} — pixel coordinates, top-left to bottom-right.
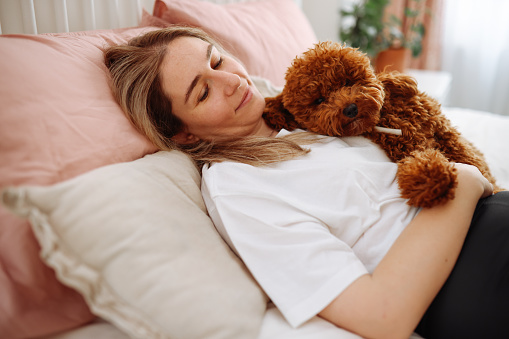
{"left": 256, "top": 120, "right": 278, "bottom": 138}
{"left": 268, "top": 129, "right": 278, "bottom": 137}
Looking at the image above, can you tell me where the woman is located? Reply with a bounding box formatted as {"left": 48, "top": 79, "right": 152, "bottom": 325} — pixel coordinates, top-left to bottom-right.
{"left": 104, "top": 26, "right": 509, "bottom": 339}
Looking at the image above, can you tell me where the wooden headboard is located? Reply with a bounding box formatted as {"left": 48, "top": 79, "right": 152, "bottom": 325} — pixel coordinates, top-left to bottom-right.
{"left": 0, "top": 0, "right": 302, "bottom": 35}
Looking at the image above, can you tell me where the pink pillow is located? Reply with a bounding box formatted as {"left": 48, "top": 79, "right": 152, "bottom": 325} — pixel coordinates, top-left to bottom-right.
{"left": 152, "top": 0, "right": 317, "bottom": 87}
{"left": 0, "top": 27, "right": 158, "bottom": 338}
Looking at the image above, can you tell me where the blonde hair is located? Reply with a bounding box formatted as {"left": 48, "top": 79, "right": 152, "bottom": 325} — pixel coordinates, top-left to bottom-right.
{"left": 104, "top": 26, "right": 311, "bottom": 166}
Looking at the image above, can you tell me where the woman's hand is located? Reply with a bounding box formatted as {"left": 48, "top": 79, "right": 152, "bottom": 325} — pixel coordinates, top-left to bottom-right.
{"left": 319, "top": 162, "right": 488, "bottom": 339}
{"left": 454, "top": 163, "right": 493, "bottom": 199}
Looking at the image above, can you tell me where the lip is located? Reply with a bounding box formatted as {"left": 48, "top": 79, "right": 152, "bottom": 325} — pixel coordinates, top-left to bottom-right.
{"left": 236, "top": 86, "right": 252, "bottom": 111}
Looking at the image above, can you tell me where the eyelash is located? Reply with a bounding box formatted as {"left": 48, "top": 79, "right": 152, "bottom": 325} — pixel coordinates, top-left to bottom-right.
{"left": 198, "top": 57, "right": 224, "bottom": 102}
{"left": 214, "top": 57, "right": 224, "bottom": 70}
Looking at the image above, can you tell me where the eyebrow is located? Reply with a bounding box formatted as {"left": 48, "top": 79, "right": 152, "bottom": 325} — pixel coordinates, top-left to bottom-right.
{"left": 184, "top": 43, "right": 213, "bottom": 104}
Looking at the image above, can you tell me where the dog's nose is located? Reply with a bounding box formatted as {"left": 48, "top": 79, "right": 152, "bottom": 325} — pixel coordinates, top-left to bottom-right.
{"left": 343, "top": 104, "right": 358, "bottom": 118}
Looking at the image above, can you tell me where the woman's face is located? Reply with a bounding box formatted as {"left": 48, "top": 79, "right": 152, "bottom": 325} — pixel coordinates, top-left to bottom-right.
{"left": 160, "top": 37, "right": 269, "bottom": 143}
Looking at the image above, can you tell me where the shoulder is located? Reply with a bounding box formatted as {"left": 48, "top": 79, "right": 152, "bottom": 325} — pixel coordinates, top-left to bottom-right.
{"left": 201, "top": 161, "right": 276, "bottom": 199}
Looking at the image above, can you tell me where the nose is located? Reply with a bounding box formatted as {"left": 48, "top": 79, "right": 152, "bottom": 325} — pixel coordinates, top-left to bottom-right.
{"left": 343, "top": 103, "right": 358, "bottom": 118}
{"left": 223, "top": 73, "right": 242, "bottom": 96}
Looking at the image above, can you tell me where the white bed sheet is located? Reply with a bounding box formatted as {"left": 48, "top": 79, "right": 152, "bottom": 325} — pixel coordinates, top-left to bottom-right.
{"left": 45, "top": 303, "right": 427, "bottom": 339}
{"left": 43, "top": 304, "right": 362, "bottom": 339}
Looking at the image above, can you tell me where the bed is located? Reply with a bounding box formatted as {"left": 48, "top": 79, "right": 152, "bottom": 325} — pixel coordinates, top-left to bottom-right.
{"left": 0, "top": 1, "right": 508, "bottom": 339}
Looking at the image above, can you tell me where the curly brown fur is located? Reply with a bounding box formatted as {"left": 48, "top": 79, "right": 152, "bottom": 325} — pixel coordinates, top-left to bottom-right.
{"left": 264, "top": 41, "right": 502, "bottom": 207}
{"left": 263, "top": 94, "right": 300, "bottom": 131}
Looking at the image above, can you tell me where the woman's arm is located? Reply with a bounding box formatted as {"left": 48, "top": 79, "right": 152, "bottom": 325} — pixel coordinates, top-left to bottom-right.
{"left": 319, "top": 164, "right": 494, "bottom": 339}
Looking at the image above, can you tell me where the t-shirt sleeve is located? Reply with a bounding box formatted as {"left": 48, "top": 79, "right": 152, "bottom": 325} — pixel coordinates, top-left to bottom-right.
{"left": 201, "top": 180, "right": 369, "bottom": 328}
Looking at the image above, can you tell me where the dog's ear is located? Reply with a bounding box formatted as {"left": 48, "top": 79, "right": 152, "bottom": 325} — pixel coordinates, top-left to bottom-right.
{"left": 263, "top": 93, "right": 300, "bottom": 131}
{"left": 379, "top": 72, "right": 419, "bottom": 98}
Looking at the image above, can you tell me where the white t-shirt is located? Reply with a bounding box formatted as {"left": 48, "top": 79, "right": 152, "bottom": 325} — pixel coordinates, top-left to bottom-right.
{"left": 201, "top": 129, "right": 420, "bottom": 327}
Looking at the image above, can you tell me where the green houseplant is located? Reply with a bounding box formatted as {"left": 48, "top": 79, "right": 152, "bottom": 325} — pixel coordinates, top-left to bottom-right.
{"left": 340, "top": 0, "right": 429, "bottom": 72}
{"left": 339, "top": 0, "right": 389, "bottom": 59}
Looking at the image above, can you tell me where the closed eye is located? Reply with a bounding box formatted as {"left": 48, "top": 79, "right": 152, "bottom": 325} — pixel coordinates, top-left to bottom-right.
{"left": 213, "top": 57, "right": 223, "bottom": 69}
{"left": 199, "top": 57, "right": 224, "bottom": 102}
{"left": 199, "top": 86, "right": 209, "bottom": 102}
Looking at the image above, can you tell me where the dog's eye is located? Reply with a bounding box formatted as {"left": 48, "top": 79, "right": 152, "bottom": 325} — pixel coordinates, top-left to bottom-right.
{"left": 314, "top": 97, "right": 325, "bottom": 105}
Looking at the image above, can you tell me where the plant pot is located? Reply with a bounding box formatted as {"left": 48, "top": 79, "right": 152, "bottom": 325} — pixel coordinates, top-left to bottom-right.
{"left": 374, "top": 48, "right": 411, "bottom": 73}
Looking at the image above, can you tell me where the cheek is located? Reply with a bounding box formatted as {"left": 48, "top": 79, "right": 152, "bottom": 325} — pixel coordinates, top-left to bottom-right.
{"left": 198, "top": 104, "right": 231, "bottom": 128}
{"left": 207, "top": 96, "right": 232, "bottom": 117}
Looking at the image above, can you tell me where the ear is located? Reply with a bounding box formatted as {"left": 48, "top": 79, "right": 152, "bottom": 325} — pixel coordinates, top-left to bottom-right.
{"left": 171, "top": 131, "right": 200, "bottom": 145}
{"left": 263, "top": 93, "right": 300, "bottom": 130}
{"left": 380, "top": 73, "right": 419, "bottom": 98}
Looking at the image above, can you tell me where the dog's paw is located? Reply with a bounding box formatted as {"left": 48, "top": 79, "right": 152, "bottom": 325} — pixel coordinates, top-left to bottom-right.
{"left": 397, "top": 149, "right": 458, "bottom": 208}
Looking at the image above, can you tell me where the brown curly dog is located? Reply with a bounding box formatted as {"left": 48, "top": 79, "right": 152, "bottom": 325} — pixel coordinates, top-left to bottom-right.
{"left": 263, "top": 41, "right": 502, "bottom": 208}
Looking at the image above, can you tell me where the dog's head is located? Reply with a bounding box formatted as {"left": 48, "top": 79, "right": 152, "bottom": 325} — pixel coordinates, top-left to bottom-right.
{"left": 277, "top": 42, "right": 385, "bottom": 137}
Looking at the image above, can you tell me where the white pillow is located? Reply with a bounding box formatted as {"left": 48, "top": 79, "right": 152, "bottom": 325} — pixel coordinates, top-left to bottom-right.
{"left": 2, "top": 151, "right": 267, "bottom": 339}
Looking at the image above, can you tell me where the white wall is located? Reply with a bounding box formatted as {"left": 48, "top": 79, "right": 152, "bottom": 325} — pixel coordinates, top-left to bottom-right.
{"left": 301, "top": 0, "right": 343, "bottom": 42}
